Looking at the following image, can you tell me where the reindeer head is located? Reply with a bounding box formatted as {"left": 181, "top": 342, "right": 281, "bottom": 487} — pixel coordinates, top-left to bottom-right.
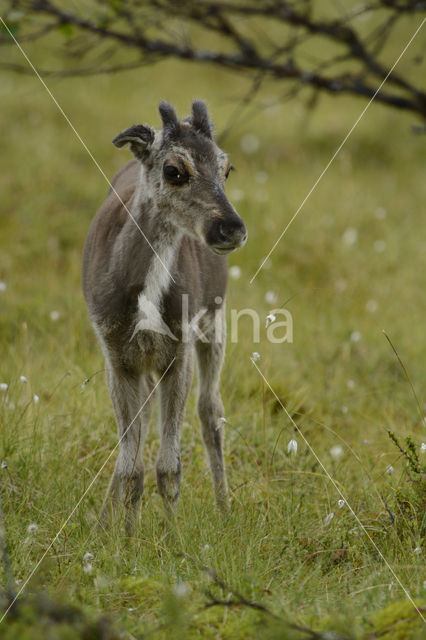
{"left": 112, "top": 100, "right": 247, "bottom": 255}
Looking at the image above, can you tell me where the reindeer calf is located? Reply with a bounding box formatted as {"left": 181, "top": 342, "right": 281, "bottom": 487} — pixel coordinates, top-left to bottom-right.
{"left": 82, "top": 101, "right": 247, "bottom": 527}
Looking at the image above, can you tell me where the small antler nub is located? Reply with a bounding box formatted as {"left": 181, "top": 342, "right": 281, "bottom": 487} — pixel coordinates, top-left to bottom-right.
{"left": 159, "top": 101, "right": 179, "bottom": 136}
{"left": 191, "top": 100, "right": 213, "bottom": 139}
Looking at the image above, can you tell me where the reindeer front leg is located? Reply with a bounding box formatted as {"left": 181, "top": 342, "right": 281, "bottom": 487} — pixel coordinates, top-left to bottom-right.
{"left": 156, "top": 350, "right": 193, "bottom": 513}
{"left": 101, "top": 363, "right": 147, "bottom": 533}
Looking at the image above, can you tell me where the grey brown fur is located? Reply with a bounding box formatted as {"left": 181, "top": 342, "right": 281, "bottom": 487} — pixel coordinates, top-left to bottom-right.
{"left": 82, "top": 100, "right": 247, "bottom": 528}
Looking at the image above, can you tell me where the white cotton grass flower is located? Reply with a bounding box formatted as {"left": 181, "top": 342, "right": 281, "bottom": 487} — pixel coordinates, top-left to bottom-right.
{"left": 337, "top": 499, "right": 345, "bottom": 509}
{"left": 265, "top": 313, "right": 276, "bottom": 328}
{"left": 81, "top": 378, "right": 89, "bottom": 390}
{"left": 20, "top": 375, "right": 27, "bottom": 383}
{"left": 0, "top": 281, "right": 6, "bottom": 292}
{"left": 1, "top": 461, "right": 8, "bottom": 469}
{"left": 240, "top": 133, "right": 259, "bottom": 154}
{"left": 330, "top": 445, "right": 344, "bottom": 460}
{"left": 49, "top": 310, "right": 60, "bottom": 322}
{"left": 229, "top": 265, "right": 241, "bottom": 280}
{"left": 374, "top": 207, "right": 387, "bottom": 219}
{"left": 324, "top": 512, "right": 334, "bottom": 526}
{"left": 413, "top": 546, "right": 422, "bottom": 555}
{"left": 27, "top": 523, "right": 38, "bottom": 533}
{"left": 335, "top": 279, "right": 347, "bottom": 293}
{"left": 0, "top": 383, "right": 8, "bottom": 392}
{"left": 255, "top": 171, "right": 269, "bottom": 184}
{"left": 255, "top": 190, "right": 269, "bottom": 204}
{"left": 173, "top": 581, "right": 189, "bottom": 598}
{"left": 366, "top": 299, "right": 378, "bottom": 313}
{"left": 287, "top": 439, "right": 298, "bottom": 455}
{"left": 33, "top": 394, "right": 40, "bottom": 404}
{"left": 230, "top": 188, "right": 244, "bottom": 202}
{"left": 374, "top": 239, "right": 386, "bottom": 253}
{"left": 350, "top": 331, "right": 361, "bottom": 343}
{"left": 420, "top": 443, "right": 426, "bottom": 453}
{"left": 82, "top": 552, "right": 94, "bottom": 574}
{"left": 265, "top": 290, "right": 277, "bottom": 304}
{"left": 386, "top": 465, "right": 394, "bottom": 475}
{"left": 342, "top": 227, "right": 358, "bottom": 246}
{"left": 341, "top": 406, "right": 348, "bottom": 415}
{"left": 251, "top": 352, "right": 260, "bottom": 362}
{"left": 346, "top": 379, "right": 355, "bottom": 389}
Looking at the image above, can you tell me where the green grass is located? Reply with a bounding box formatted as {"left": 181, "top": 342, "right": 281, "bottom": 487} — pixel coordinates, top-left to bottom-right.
{"left": 0, "top": 26, "right": 426, "bottom": 639}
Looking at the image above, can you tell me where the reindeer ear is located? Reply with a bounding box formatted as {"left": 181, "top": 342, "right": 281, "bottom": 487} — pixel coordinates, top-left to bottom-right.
{"left": 112, "top": 125, "right": 155, "bottom": 159}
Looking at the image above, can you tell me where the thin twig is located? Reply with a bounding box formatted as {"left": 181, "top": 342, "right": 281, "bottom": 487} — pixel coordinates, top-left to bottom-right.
{"left": 0, "top": 490, "right": 15, "bottom": 600}
{"left": 382, "top": 330, "right": 424, "bottom": 426}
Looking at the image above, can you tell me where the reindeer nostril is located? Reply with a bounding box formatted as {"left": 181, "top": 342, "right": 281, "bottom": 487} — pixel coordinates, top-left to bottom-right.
{"left": 218, "top": 224, "right": 228, "bottom": 241}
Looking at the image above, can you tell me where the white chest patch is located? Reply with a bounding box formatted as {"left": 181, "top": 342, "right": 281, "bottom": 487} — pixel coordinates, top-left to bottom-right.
{"left": 141, "top": 242, "right": 176, "bottom": 310}
{"left": 130, "top": 238, "right": 180, "bottom": 342}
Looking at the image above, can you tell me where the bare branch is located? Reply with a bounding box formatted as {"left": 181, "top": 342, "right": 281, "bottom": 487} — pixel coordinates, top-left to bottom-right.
{"left": 177, "top": 552, "right": 352, "bottom": 640}
{"left": 0, "top": 60, "right": 149, "bottom": 77}
{"left": 1, "top": 0, "right": 425, "bottom": 120}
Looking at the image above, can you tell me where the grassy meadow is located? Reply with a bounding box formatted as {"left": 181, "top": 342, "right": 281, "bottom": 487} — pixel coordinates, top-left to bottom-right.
{"left": 1, "top": 16, "right": 426, "bottom": 639}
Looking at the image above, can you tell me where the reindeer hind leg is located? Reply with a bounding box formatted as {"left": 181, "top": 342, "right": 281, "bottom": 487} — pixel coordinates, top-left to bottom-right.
{"left": 196, "top": 330, "right": 228, "bottom": 511}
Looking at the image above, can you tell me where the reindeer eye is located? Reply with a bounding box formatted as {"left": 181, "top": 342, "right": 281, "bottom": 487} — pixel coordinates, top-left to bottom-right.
{"left": 163, "top": 164, "right": 188, "bottom": 185}
{"left": 164, "top": 165, "right": 179, "bottom": 178}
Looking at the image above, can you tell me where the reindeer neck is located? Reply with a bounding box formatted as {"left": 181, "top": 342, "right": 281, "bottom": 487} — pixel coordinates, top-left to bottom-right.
{"left": 139, "top": 221, "right": 181, "bottom": 312}
{"left": 133, "top": 170, "right": 182, "bottom": 312}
